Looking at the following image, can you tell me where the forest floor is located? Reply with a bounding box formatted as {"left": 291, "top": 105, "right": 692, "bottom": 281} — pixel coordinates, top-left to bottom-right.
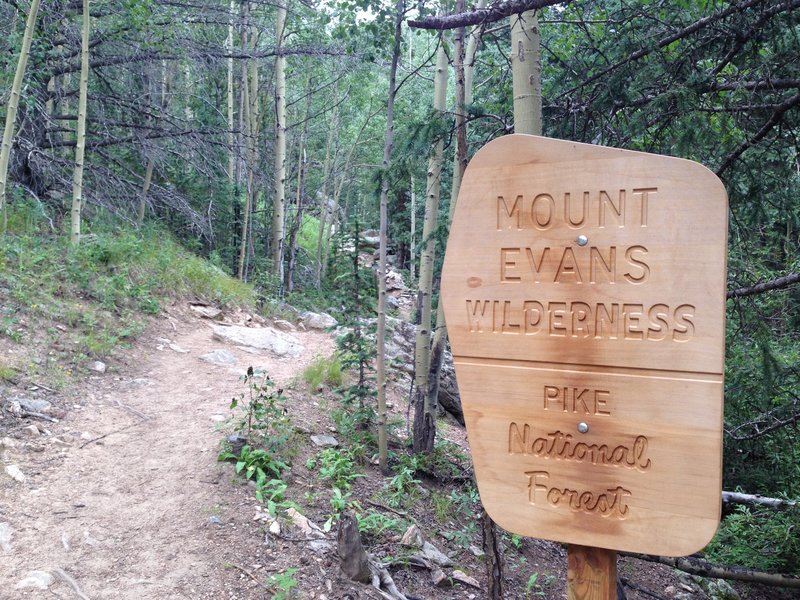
{"left": 0, "top": 306, "right": 792, "bottom": 600}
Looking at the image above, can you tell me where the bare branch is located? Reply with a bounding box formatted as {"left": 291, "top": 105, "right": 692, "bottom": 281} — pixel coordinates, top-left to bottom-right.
{"left": 622, "top": 553, "right": 800, "bottom": 589}
{"left": 723, "top": 491, "right": 796, "bottom": 511}
{"left": 408, "top": 0, "right": 569, "bottom": 30}
{"left": 727, "top": 272, "right": 800, "bottom": 299}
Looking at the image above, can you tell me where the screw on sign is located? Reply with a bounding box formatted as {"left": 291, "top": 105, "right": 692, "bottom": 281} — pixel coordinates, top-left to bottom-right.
{"left": 441, "top": 135, "right": 728, "bottom": 599}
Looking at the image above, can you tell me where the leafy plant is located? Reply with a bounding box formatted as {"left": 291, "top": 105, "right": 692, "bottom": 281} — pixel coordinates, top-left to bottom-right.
{"left": 266, "top": 567, "right": 298, "bottom": 600}
{"left": 313, "top": 447, "right": 364, "bottom": 491}
{"left": 230, "top": 367, "right": 293, "bottom": 455}
{"left": 219, "top": 444, "right": 288, "bottom": 504}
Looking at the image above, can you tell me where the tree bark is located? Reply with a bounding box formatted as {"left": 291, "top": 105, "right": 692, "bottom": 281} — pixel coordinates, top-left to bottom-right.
{"left": 70, "top": 0, "right": 91, "bottom": 247}
{"left": 411, "top": 41, "right": 448, "bottom": 454}
{"left": 511, "top": 10, "right": 542, "bottom": 136}
{"left": 377, "top": 0, "right": 405, "bottom": 473}
{"left": 622, "top": 553, "right": 800, "bottom": 589}
{"left": 0, "top": 0, "right": 42, "bottom": 231}
{"left": 482, "top": 507, "right": 504, "bottom": 599}
{"left": 271, "top": 0, "right": 288, "bottom": 287}
{"left": 425, "top": 0, "right": 484, "bottom": 445}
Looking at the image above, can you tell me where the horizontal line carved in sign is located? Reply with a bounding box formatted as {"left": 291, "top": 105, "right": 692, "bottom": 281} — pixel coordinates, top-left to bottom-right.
{"left": 453, "top": 356, "right": 722, "bottom": 383}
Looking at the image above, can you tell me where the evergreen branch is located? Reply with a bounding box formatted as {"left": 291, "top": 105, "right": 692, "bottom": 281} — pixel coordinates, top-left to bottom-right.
{"left": 715, "top": 91, "right": 800, "bottom": 176}
{"left": 556, "top": 0, "right": 770, "bottom": 99}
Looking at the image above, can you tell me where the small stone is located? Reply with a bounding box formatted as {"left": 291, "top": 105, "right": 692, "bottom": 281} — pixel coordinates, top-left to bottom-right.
{"left": 431, "top": 568, "right": 449, "bottom": 587}
{"left": 190, "top": 304, "right": 223, "bottom": 319}
{"left": 15, "top": 571, "right": 53, "bottom": 590}
{"left": 22, "top": 424, "right": 40, "bottom": 437}
{"left": 273, "top": 319, "right": 295, "bottom": 331}
{"left": 19, "top": 398, "right": 52, "bottom": 413}
{"left": 416, "top": 541, "right": 452, "bottom": 567}
{"left": 199, "top": 349, "right": 238, "bottom": 366}
{"left": 310, "top": 435, "right": 338, "bottom": 448}
{"left": 210, "top": 414, "right": 226, "bottom": 423}
{"left": 0, "top": 437, "right": 15, "bottom": 449}
{"left": 208, "top": 516, "right": 223, "bottom": 526}
{"left": 451, "top": 570, "right": 480, "bottom": 589}
{"left": 469, "top": 544, "right": 484, "bottom": 558}
{"left": 52, "top": 438, "right": 71, "bottom": 448}
{"left": 80, "top": 431, "right": 93, "bottom": 441}
{"left": 286, "top": 507, "right": 326, "bottom": 539}
{"left": 88, "top": 361, "right": 107, "bottom": 373}
{"left": 4, "top": 464, "right": 25, "bottom": 482}
{"left": 269, "top": 521, "right": 281, "bottom": 535}
{"left": 0, "top": 522, "right": 13, "bottom": 552}
{"left": 300, "top": 311, "right": 338, "bottom": 330}
{"left": 400, "top": 524, "right": 424, "bottom": 547}
{"left": 308, "top": 539, "right": 334, "bottom": 554}
{"left": 169, "top": 343, "right": 190, "bottom": 353}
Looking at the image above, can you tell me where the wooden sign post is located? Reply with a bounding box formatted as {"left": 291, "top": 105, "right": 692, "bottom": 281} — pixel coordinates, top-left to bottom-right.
{"left": 441, "top": 135, "right": 728, "bottom": 597}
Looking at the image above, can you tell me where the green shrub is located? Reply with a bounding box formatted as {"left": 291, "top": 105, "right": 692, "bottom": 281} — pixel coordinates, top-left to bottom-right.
{"left": 706, "top": 504, "right": 800, "bottom": 575}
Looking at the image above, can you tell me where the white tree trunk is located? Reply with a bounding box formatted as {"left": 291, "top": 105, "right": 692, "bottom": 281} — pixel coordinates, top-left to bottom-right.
{"left": 412, "top": 42, "right": 448, "bottom": 453}
{"left": 511, "top": 10, "right": 542, "bottom": 136}
{"left": 0, "top": 0, "right": 42, "bottom": 230}
{"left": 271, "top": 0, "right": 288, "bottom": 285}
{"left": 70, "top": 0, "right": 90, "bottom": 246}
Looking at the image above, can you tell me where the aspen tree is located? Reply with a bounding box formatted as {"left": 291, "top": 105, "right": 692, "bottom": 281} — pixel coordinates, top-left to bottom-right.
{"left": 411, "top": 41, "right": 448, "bottom": 453}
{"left": 376, "top": 0, "right": 405, "bottom": 473}
{"left": 271, "top": 0, "right": 288, "bottom": 286}
{"left": 511, "top": 10, "right": 542, "bottom": 136}
{"left": 70, "top": 0, "right": 90, "bottom": 246}
{"left": 0, "top": 0, "right": 42, "bottom": 231}
{"left": 416, "top": 0, "right": 486, "bottom": 454}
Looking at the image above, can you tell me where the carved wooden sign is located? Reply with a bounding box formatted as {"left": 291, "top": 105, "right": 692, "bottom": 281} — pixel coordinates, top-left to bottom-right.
{"left": 441, "top": 135, "right": 728, "bottom": 556}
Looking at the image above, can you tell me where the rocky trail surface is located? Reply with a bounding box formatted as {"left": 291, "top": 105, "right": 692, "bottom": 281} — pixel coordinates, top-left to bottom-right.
{"left": 1, "top": 312, "right": 336, "bottom": 599}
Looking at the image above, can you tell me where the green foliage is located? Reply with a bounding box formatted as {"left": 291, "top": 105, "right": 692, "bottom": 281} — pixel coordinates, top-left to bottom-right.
{"left": 380, "top": 453, "right": 423, "bottom": 508}
{"left": 266, "top": 567, "right": 298, "bottom": 600}
{"left": 706, "top": 504, "right": 800, "bottom": 575}
{"left": 229, "top": 367, "right": 293, "bottom": 457}
{"left": 309, "top": 446, "right": 364, "bottom": 491}
{"left": 525, "top": 572, "right": 556, "bottom": 598}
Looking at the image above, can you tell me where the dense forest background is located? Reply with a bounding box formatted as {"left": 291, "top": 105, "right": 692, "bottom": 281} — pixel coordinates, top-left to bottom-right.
{"left": 0, "top": 0, "right": 799, "bottom": 586}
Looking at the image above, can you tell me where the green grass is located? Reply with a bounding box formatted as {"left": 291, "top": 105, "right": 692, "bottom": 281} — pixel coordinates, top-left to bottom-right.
{"left": 301, "top": 353, "right": 343, "bottom": 391}
{"left": 0, "top": 200, "right": 256, "bottom": 382}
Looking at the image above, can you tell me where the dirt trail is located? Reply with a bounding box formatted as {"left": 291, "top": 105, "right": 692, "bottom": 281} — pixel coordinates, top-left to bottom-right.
{"left": 1, "top": 316, "right": 335, "bottom": 599}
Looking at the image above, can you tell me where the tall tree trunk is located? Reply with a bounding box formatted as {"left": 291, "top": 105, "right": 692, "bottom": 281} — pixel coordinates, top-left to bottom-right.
{"left": 70, "top": 0, "right": 90, "bottom": 247}
{"left": 0, "top": 0, "right": 42, "bottom": 231}
{"left": 424, "top": 0, "right": 485, "bottom": 441}
{"left": 286, "top": 76, "right": 312, "bottom": 293}
{"left": 226, "top": 0, "right": 236, "bottom": 184}
{"left": 136, "top": 62, "right": 169, "bottom": 227}
{"left": 271, "top": 0, "right": 288, "bottom": 288}
{"left": 511, "top": 9, "right": 542, "bottom": 136}
{"left": 314, "top": 96, "right": 338, "bottom": 288}
{"left": 411, "top": 41, "right": 448, "bottom": 454}
{"left": 377, "top": 0, "right": 405, "bottom": 474}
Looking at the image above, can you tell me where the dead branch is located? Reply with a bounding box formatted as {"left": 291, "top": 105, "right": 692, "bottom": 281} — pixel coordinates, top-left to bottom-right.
{"left": 723, "top": 491, "right": 797, "bottom": 511}
{"left": 20, "top": 410, "right": 58, "bottom": 423}
{"left": 727, "top": 272, "right": 800, "bottom": 299}
{"left": 622, "top": 553, "right": 800, "bottom": 589}
{"left": 408, "top": 0, "right": 569, "bottom": 30}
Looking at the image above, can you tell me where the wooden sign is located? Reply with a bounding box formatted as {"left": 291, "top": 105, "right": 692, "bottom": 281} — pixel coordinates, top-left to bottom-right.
{"left": 441, "top": 135, "right": 727, "bottom": 556}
